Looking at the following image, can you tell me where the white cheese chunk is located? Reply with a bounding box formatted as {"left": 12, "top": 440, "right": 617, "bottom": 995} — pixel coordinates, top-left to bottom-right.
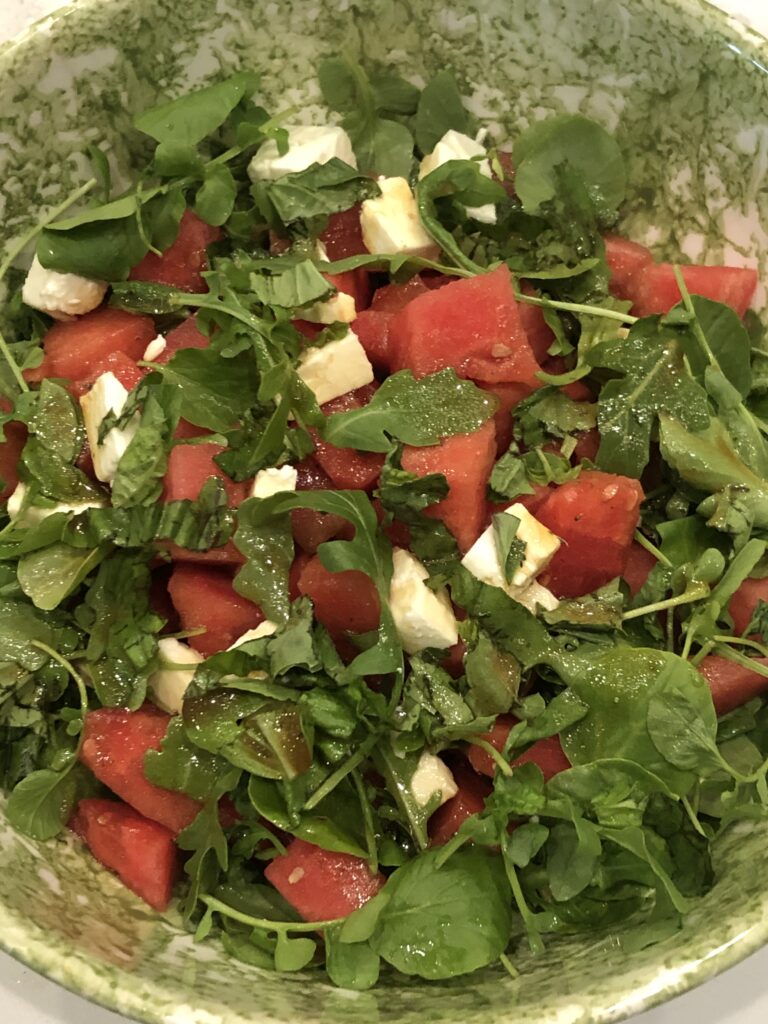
{"left": 142, "top": 334, "right": 167, "bottom": 361}
{"left": 6, "top": 481, "right": 103, "bottom": 525}
{"left": 227, "top": 620, "right": 279, "bottom": 649}
{"left": 511, "top": 580, "right": 560, "bottom": 614}
{"left": 148, "top": 638, "right": 204, "bottom": 715}
{"left": 389, "top": 548, "right": 459, "bottom": 654}
{"left": 360, "top": 176, "right": 440, "bottom": 259}
{"left": 461, "top": 503, "right": 561, "bottom": 596}
{"left": 79, "top": 371, "right": 140, "bottom": 484}
{"left": 248, "top": 125, "right": 357, "bottom": 182}
{"left": 296, "top": 329, "right": 374, "bottom": 406}
{"left": 410, "top": 751, "right": 458, "bottom": 808}
{"left": 300, "top": 290, "right": 357, "bottom": 325}
{"left": 22, "top": 255, "right": 107, "bottom": 321}
{"left": 251, "top": 465, "right": 298, "bottom": 499}
{"left": 419, "top": 129, "right": 497, "bottom": 224}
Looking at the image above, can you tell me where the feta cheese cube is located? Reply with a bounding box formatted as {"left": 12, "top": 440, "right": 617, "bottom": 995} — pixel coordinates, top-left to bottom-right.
{"left": 461, "top": 503, "right": 561, "bottom": 595}
{"left": 142, "top": 334, "right": 167, "bottom": 361}
{"left": 296, "top": 329, "right": 374, "bottom": 406}
{"left": 389, "top": 548, "right": 459, "bottom": 654}
{"left": 6, "top": 481, "right": 103, "bottom": 525}
{"left": 300, "top": 290, "right": 357, "bottom": 325}
{"left": 22, "top": 255, "right": 107, "bottom": 321}
{"left": 248, "top": 125, "right": 357, "bottom": 182}
{"left": 227, "top": 620, "right": 279, "bottom": 649}
{"left": 148, "top": 638, "right": 204, "bottom": 715}
{"left": 410, "top": 751, "right": 458, "bottom": 808}
{"left": 79, "top": 371, "right": 140, "bottom": 484}
{"left": 419, "top": 129, "right": 497, "bottom": 225}
{"left": 250, "top": 465, "right": 298, "bottom": 500}
{"left": 360, "top": 176, "right": 440, "bottom": 259}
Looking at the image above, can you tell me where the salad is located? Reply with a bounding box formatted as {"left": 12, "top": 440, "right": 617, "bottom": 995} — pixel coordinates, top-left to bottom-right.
{"left": 0, "top": 57, "right": 767, "bottom": 990}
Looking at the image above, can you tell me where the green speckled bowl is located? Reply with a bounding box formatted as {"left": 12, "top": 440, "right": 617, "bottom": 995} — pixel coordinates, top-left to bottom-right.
{"left": 1, "top": 0, "right": 768, "bottom": 1021}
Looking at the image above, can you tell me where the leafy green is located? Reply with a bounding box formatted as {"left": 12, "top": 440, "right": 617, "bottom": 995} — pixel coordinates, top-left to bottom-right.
{"left": 322, "top": 369, "right": 497, "bottom": 452}
{"left": 413, "top": 71, "right": 471, "bottom": 154}
{"left": 252, "top": 159, "right": 381, "bottom": 231}
{"left": 233, "top": 499, "right": 294, "bottom": 624}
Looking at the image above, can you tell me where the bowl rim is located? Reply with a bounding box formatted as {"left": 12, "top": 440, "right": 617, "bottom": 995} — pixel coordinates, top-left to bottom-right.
{"left": 1, "top": 0, "right": 768, "bottom": 1022}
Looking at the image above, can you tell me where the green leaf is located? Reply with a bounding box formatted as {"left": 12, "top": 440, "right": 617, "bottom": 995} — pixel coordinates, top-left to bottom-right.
{"left": 160, "top": 348, "right": 260, "bottom": 432}
{"left": 370, "top": 848, "right": 512, "bottom": 980}
{"left": 414, "top": 70, "right": 471, "bottom": 154}
{"left": 177, "top": 797, "right": 231, "bottom": 917}
{"left": 680, "top": 296, "right": 752, "bottom": 398}
{"left": 323, "top": 368, "right": 497, "bottom": 453}
{"left": 513, "top": 114, "right": 626, "bottom": 222}
{"left": 195, "top": 164, "right": 237, "bottom": 227}
{"left": 5, "top": 765, "right": 77, "bottom": 840}
{"left": 492, "top": 511, "right": 525, "bottom": 586}
{"left": 144, "top": 716, "right": 238, "bottom": 799}
{"left": 248, "top": 259, "right": 331, "bottom": 309}
{"left": 646, "top": 687, "right": 721, "bottom": 774}
{"left": 233, "top": 498, "right": 294, "bottom": 624}
{"left": 506, "top": 822, "right": 549, "bottom": 868}
{"left": 111, "top": 387, "right": 181, "bottom": 508}
{"left": 17, "top": 543, "right": 104, "bottom": 611}
{"left": 590, "top": 320, "right": 711, "bottom": 477}
{"left": 274, "top": 932, "right": 316, "bottom": 972}
{"left": 252, "top": 159, "right": 380, "bottom": 230}
{"left": 464, "top": 632, "right": 521, "bottom": 716}
{"left": 547, "top": 818, "right": 602, "bottom": 900}
{"left": 325, "top": 928, "right": 380, "bottom": 990}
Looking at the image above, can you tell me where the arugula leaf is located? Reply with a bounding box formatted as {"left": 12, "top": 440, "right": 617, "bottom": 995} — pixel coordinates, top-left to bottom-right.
{"left": 492, "top": 512, "right": 525, "bottom": 586}
{"left": 111, "top": 386, "right": 181, "bottom": 508}
{"left": 513, "top": 114, "right": 626, "bottom": 222}
{"left": 160, "top": 348, "right": 260, "bottom": 432}
{"left": 670, "top": 296, "right": 753, "bottom": 398}
{"left": 322, "top": 369, "right": 497, "bottom": 452}
{"left": 369, "top": 848, "right": 512, "bottom": 979}
{"left": 464, "top": 632, "right": 521, "bottom": 716}
{"left": 413, "top": 71, "right": 471, "bottom": 154}
{"left": 547, "top": 818, "right": 602, "bottom": 900}
{"left": 17, "top": 543, "right": 104, "bottom": 612}
{"left": 324, "top": 928, "right": 381, "bottom": 990}
{"left": 233, "top": 498, "right": 294, "bottom": 624}
{"left": 5, "top": 763, "right": 80, "bottom": 841}
{"left": 252, "top": 159, "right": 381, "bottom": 231}
{"left": 144, "top": 716, "right": 238, "bottom": 799}
{"left": 589, "top": 319, "right": 711, "bottom": 477}
{"left": 195, "top": 163, "right": 237, "bottom": 226}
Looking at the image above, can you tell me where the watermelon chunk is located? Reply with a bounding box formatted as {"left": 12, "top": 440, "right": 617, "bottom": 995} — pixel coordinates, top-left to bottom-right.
{"left": 129, "top": 209, "right": 221, "bottom": 293}
{"left": 467, "top": 715, "right": 570, "bottom": 780}
{"left": 401, "top": 419, "right": 497, "bottom": 553}
{"left": 265, "top": 837, "right": 384, "bottom": 921}
{"left": 627, "top": 263, "right": 757, "bottom": 319}
{"left": 604, "top": 235, "right": 653, "bottom": 300}
{"left": 479, "top": 381, "right": 531, "bottom": 454}
{"left": 428, "top": 766, "right": 491, "bottom": 846}
{"left": 326, "top": 269, "right": 371, "bottom": 314}
{"left": 352, "top": 310, "right": 394, "bottom": 373}
{"left": 389, "top": 265, "right": 541, "bottom": 387}
{"left": 698, "top": 655, "right": 768, "bottom": 716}
{"left": 162, "top": 443, "right": 249, "bottom": 506}
{"left": 297, "top": 555, "right": 380, "bottom": 639}
{"left": 319, "top": 205, "right": 367, "bottom": 260}
{"left": 157, "top": 316, "right": 211, "bottom": 364}
{"left": 70, "top": 351, "right": 147, "bottom": 398}
{"left": 168, "top": 564, "right": 266, "bottom": 656}
{"left": 728, "top": 577, "right": 768, "bottom": 636}
{"left": 70, "top": 798, "right": 178, "bottom": 911}
{"left": 79, "top": 705, "right": 201, "bottom": 835}
{"left": 0, "top": 420, "right": 26, "bottom": 500}
{"left": 291, "top": 459, "right": 353, "bottom": 554}
{"left": 622, "top": 541, "right": 657, "bottom": 598}
{"left": 371, "top": 276, "right": 430, "bottom": 312}
{"left": 536, "top": 470, "right": 643, "bottom": 598}
{"left": 311, "top": 385, "right": 385, "bottom": 490}
{"left": 26, "top": 308, "right": 156, "bottom": 384}
{"left": 518, "top": 282, "right": 554, "bottom": 363}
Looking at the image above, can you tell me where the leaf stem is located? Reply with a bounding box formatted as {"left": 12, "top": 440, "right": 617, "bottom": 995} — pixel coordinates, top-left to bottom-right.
{"left": 500, "top": 834, "right": 545, "bottom": 955}
{"left": 352, "top": 767, "right": 379, "bottom": 876}
{"left": 468, "top": 737, "right": 513, "bottom": 776}
{"left": 513, "top": 290, "right": 639, "bottom": 324}
{"left": 303, "top": 733, "right": 378, "bottom": 810}
{"left": 632, "top": 529, "right": 673, "bottom": 568}
{"left": 622, "top": 583, "right": 709, "bottom": 622}
{"left": 201, "top": 894, "right": 345, "bottom": 933}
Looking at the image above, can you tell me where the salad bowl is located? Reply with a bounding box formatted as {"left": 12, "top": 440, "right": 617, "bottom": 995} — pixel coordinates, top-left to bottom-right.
{"left": 1, "top": 0, "right": 768, "bottom": 1022}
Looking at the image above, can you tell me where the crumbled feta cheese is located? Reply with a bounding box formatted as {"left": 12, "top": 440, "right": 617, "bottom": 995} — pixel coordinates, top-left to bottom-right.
{"left": 22, "top": 255, "right": 107, "bottom": 321}
{"left": 461, "top": 503, "right": 561, "bottom": 595}
{"left": 410, "top": 751, "right": 458, "bottom": 808}
{"left": 389, "top": 548, "right": 459, "bottom": 654}
{"left": 419, "top": 128, "right": 497, "bottom": 224}
{"left": 248, "top": 125, "right": 357, "bottom": 181}
{"left": 6, "top": 481, "right": 103, "bottom": 525}
{"left": 296, "top": 329, "right": 374, "bottom": 406}
{"left": 142, "top": 334, "right": 167, "bottom": 361}
{"left": 79, "top": 372, "right": 140, "bottom": 484}
{"left": 148, "top": 638, "right": 204, "bottom": 715}
{"left": 227, "top": 620, "right": 279, "bottom": 649}
{"left": 360, "top": 176, "right": 440, "bottom": 259}
{"left": 250, "top": 465, "right": 298, "bottom": 500}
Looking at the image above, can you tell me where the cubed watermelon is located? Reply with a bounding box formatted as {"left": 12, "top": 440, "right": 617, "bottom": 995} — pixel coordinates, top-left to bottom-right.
{"left": 168, "top": 564, "right": 266, "bottom": 656}
{"left": 389, "top": 265, "right": 541, "bottom": 387}
{"left": 401, "top": 419, "right": 497, "bottom": 553}
{"left": 264, "top": 837, "right": 384, "bottom": 921}
{"left": 352, "top": 310, "right": 394, "bottom": 373}
{"left": 157, "top": 316, "right": 211, "bottom": 364}
{"left": 536, "top": 470, "right": 643, "bottom": 598}
{"left": 162, "top": 443, "right": 249, "bottom": 506}
{"left": 479, "top": 381, "right": 531, "bottom": 454}
{"left": 428, "top": 765, "right": 491, "bottom": 847}
{"left": 604, "top": 235, "right": 653, "bottom": 300}
{"left": 128, "top": 209, "right": 221, "bottom": 293}
{"left": 25, "top": 308, "right": 156, "bottom": 384}
{"left": 626, "top": 263, "right": 757, "bottom": 319}
{"left": 319, "top": 205, "right": 368, "bottom": 260}
{"left": 326, "top": 269, "right": 372, "bottom": 314}
{"left": 311, "top": 384, "right": 385, "bottom": 490}
{"left": 70, "top": 798, "right": 178, "bottom": 911}
{"left": 0, "top": 419, "right": 26, "bottom": 500}
{"left": 622, "top": 541, "right": 656, "bottom": 598}
{"left": 728, "top": 577, "right": 768, "bottom": 636}
{"left": 518, "top": 282, "right": 555, "bottom": 363}
{"left": 70, "top": 351, "right": 147, "bottom": 399}
{"left": 371, "top": 276, "right": 430, "bottom": 312}
{"left": 79, "top": 705, "right": 201, "bottom": 834}
{"left": 291, "top": 459, "right": 353, "bottom": 554}
{"left": 297, "top": 555, "right": 380, "bottom": 638}
{"left": 467, "top": 715, "right": 570, "bottom": 780}
{"left": 698, "top": 654, "right": 768, "bottom": 716}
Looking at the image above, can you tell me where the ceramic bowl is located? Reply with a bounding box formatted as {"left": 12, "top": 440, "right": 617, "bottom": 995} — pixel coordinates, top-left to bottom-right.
{"left": 1, "top": 0, "right": 768, "bottom": 1021}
